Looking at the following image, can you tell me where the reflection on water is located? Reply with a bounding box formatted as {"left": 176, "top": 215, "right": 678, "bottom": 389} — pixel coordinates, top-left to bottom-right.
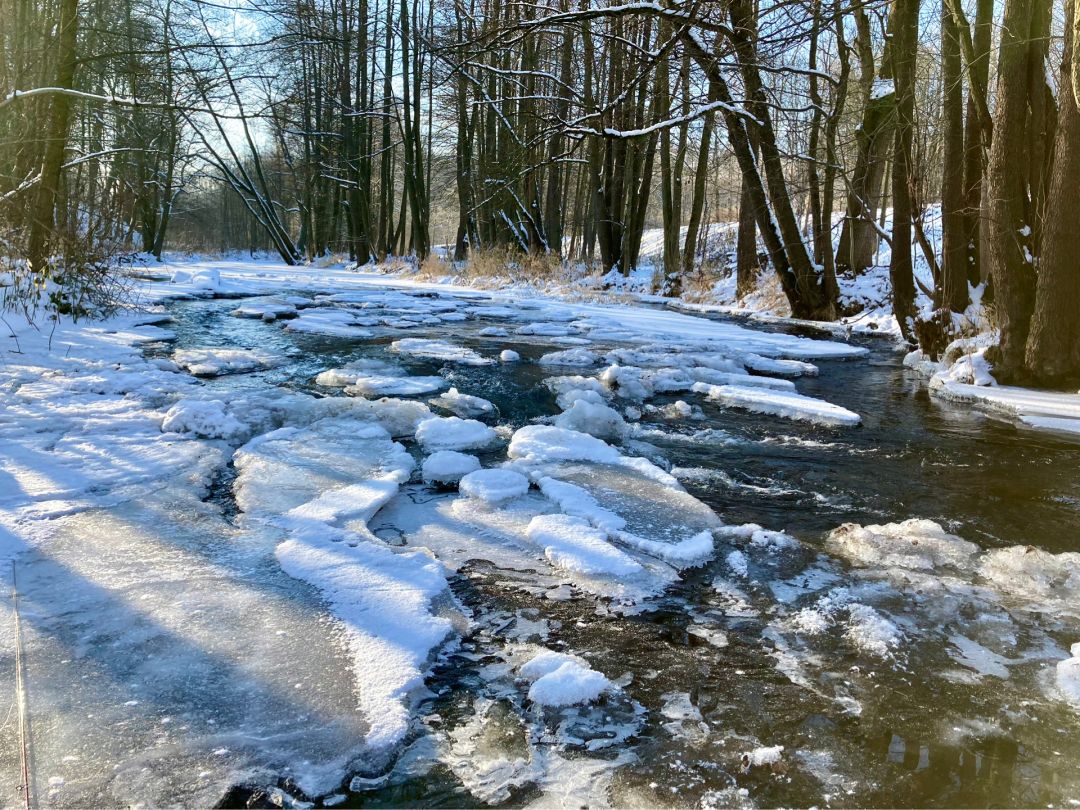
{"left": 155, "top": 293, "right": 1080, "bottom": 808}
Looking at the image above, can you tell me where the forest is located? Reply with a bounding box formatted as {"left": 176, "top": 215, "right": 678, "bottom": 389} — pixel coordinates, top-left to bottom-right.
{"left": 2, "top": 0, "right": 1079, "bottom": 386}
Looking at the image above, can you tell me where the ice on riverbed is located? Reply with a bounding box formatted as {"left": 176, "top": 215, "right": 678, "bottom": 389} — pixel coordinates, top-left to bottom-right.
{"left": 460, "top": 469, "right": 531, "bottom": 504}
{"left": 173, "top": 347, "right": 282, "bottom": 376}
{"left": 422, "top": 450, "right": 481, "bottom": 484}
{"left": 415, "top": 416, "right": 498, "bottom": 451}
{"left": 430, "top": 387, "right": 495, "bottom": 418}
{"left": 392, "top": 338, "right": 494, "bottom": 365}
{"left": 692, "top": 382, "right": 861, "bottom": 426}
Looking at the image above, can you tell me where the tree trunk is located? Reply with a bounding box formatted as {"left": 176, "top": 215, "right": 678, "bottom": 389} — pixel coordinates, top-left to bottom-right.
{"left": 939, "top": 0, "right": 969, "bottom": 314}
{"left": 984, "top": 0, "right": 1045, "bottom": 379}
{"left": 1024, "top": 0, "right": 1080, "bottom": 385}
{"left": 27, "top": 0, "right": 79, "bottom": 272}
{"left": 888, "top": 0, "right": 919, "bottom": 344}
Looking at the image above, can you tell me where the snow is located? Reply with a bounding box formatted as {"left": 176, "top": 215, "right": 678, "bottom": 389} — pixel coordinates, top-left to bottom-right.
{"left": 520, "top": 651, "right": 613, "bottom": 707}
{"left": 161, "top": 398, "right": 247, "bottom": 441}
{"left": 526, "top": 514, "right": 644, "bottom": 577}
{"left": 422, "top": 450, "right": 481, "bottom": 484}
{"left": 414, "top": 416, "right": 498, "bottom": 451}
{"left": 742, "top": 745, "right": 784, "bottom": 769}
{"left": 173, "top": 347, "right": 282, "bottom": 376}
{"left": 284, "top": 307, "right": 375, "bottom": 338}
{"left": 508, "top": 425, "right": 679, "bottom": 487}
{"left": 346, "top": 374, "right": 448, "bottom": 397}
{"left": 430, "top": 387, "right": 495, "bottom": 418}
{"left": 528, "top": 662, "right": 612, "bottom": 707}
{"left": 499, "top": 349, "right": 520, "bottom": 362}
{"left": 392, "top": 338, "right": 493, "bottom": 365}
{"left": 538, "top": 348, "right": 599, "bottom": 367}
{"left": 553, "top": 399, "right": 627, "bottom": 440}
{"left": 691, "top": 382, "right": 861, "bottom": 427}
{"left": 459, "top": 468, "right": 531, "bottom": 504}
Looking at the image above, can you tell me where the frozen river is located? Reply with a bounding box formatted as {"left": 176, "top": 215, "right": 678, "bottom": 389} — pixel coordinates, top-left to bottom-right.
{"left": 2, "top": 271, "right": 1078, "bottom": 808}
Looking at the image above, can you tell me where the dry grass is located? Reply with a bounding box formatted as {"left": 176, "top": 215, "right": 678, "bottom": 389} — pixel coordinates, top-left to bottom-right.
{"left": 413, "top": 247, "right": 569, "bottom": 286}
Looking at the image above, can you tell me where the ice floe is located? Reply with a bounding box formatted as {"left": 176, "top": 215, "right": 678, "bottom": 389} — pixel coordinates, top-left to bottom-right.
{"left": 691, "top": 382, "right": 861, "bottom": 426}
{"left": 392, "top": 338, "right": 494, "bottom": 365}
{"left": 173, "top": 347, "right": 282, "bottom": 376}
{"left": 415, "top": 416, "right": 499, "bottom": 452}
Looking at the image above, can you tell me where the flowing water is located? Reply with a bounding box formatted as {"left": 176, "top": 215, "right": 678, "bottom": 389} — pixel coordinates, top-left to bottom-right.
{"left": 44, "top": 288, "right": 1080, "bottom": 807}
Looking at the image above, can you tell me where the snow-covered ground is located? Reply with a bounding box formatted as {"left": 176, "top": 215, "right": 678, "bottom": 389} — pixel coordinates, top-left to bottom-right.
{"left": 2, "top": 255, "right": 1078, "bottom": 807}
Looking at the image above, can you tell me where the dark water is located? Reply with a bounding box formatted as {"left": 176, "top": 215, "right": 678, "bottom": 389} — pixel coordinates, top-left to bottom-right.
{"left": 155, "top": 292, "right": 1080, "bottom": 809}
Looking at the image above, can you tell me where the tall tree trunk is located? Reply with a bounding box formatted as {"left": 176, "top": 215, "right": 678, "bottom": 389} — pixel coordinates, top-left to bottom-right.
{"left": 984, "top": 0, "right": 1046, "bottom": 379}
{"left": 889, "top": 0, "right": 919, "bottom": 344}
{"left": 939, "top": 0, "right": 969, "bottom": 314}
{"left": 27, "top": 0, "right": 79, "bottom": 272}
{"left": 1024, "top": 0, "right": 1080, "bottom": 384}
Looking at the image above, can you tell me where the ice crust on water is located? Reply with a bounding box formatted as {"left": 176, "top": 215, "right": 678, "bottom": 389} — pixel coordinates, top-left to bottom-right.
{"left": 284, "top": 307, "right": 375, "bottom": 338}
{"left": 430, "top": 387, "right": 495, "bottom": 418}
{"left": 526, "top": 514, "right": 644, "bottom": 577}
{"left": 538, "top": 348, "right": 599, "bottom": 367}
{"left": 392, "top": 338, "right": 494, "bottom": 365}
{"left": 827, "top": 518, "right": 980, "bottom": 571}
{"left": 315, "top": 358, "right": 406, "bottom": 387}
{"left": 415, "top": 416, "right": 498, "bottom": 451}
{"left": 234, "top": 416, "right": 452, "bottom": 751}
{"left": 346, "top": 374, "right": 448, "bottom": 397}
{"left": 459, "top": 468, "right": 531, "bottom": 504}
{"left": 422, "top": 450, "right": 481, "bottom": 484}
{"left": 692, "top": 382, "right": 862, "bottom": 426}
{"left": 173, "top": 347, "right": 282, "bottom": 376}
{"left": 508, "top": 425, "right": 680, "bottom": 488}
